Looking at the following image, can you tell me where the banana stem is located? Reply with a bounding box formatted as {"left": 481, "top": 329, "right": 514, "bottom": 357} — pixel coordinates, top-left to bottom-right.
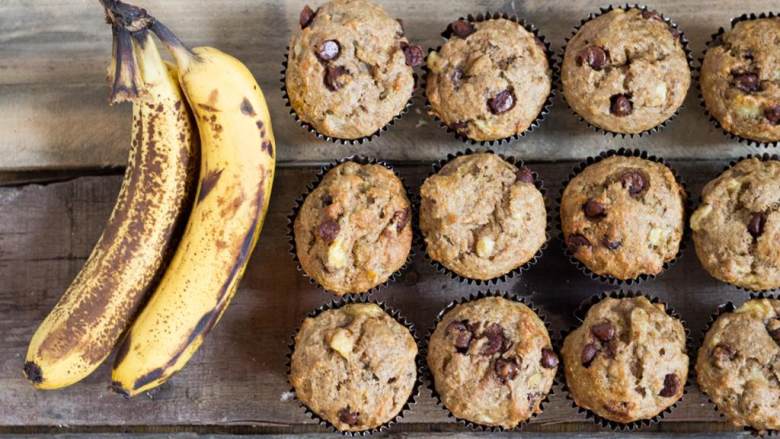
{"left": 108, "top": 25, "right": 140, "bottom": 103}
{"left": 149, "top": 20, "right": 195, "bottom": 71}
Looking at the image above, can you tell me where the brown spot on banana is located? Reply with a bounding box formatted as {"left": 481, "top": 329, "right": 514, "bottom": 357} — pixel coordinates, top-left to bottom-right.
{"left": 240, "top": 98, "right": 255, "bottom": 116}
{"left": 198, "top": 169, "right": 223, "bottom": 202}
{"left": 261, "top": 141, "right": 273, "bottom": 157}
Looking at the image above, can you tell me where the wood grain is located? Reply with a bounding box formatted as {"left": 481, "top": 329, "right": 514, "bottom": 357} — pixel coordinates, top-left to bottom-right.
{"left": 0, "top": 0, "right": 774, "bottom": 171}
{"left": 0, "top": 161, "right": 754, "bottom": 434}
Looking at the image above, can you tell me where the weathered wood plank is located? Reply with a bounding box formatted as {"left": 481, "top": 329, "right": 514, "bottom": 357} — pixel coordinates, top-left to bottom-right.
{"left": 0, "top": 161, "right": 754, "bottom": 434}
{"left": 0, "top": 0, "right": 773, "bottom": 170}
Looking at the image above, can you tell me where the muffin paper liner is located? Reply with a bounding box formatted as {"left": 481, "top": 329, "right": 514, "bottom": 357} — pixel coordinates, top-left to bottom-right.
{"left": 558, "top": 4, "right": 694, "bottom": 138}
{"left": 420, "top": 290, "right": 558, "bottom": 431}
{"left": 422, "top": 12, "right": 556, "bottom": 146}
{"left": 696, "top": 293, "right": 780, "bottom": 437}
{"left": 280, "top": 44, "right": 417, "bottom": 144}
{"left": 285, "top": 296, "right": 422, "bottom": 436}
{"left": 415, "top": 149, "right": 549, "bottom": 285}
{"left": 288, "top": 156, "right": 415, "bottom": 297}
{"left": 555, "top": 148, "right": 690, "bottom": 286}
{"left": 560, "top": 290, "right": 692, "bottom": 431}
{"left": 697, "top": 12, "right": 780, "bottom": 148}
{"left": 692, "top": 154, "right": 780, "bottom": 294}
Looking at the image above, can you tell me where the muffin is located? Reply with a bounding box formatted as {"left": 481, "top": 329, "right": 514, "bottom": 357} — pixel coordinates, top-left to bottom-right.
{"left": 419, "top": 153, "right": 546, "bottom": 280}
{"left": 562, "top": 296, "right": 688, "bottom": 424}
{"left": 425, "top": 17, "right": 552, "bottom": 142}
{"left": 700, "top": 17, "right": 780, "bottom": 143}
{"left": 697, "top": 299, "right": 780, "bottom": 433}
{"left": 560, "top": 154, "right": 686, "bottom": 281}
{"left": 561, "top": 8, "right": 690, "bottom": 134}
{"left": 285, "top": 0, "right": 422, "bottom": 140}
{"left": 290, "top": 303, "right": 417, "bottom": 432}
{"left": 691, "top": 158, "right": 780, "bottom": 291}
{"left": 293, "top": 161, "right": 412, "bottom": 295}
{"left": 426, "top": 296, "right": 557, "bottom": 428}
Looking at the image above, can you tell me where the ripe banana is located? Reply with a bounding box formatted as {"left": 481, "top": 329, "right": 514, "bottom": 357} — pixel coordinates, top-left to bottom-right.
{"left": 24, "top": 27, "right": 196, "bottom": 389}
{"left": 107, "top": 5, "right": 276, "bottom": 397}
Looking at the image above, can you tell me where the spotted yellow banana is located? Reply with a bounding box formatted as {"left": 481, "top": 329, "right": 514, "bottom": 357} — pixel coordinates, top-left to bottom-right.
{"left": 24, "top": 27, "right": 196, "bottom": 389}
{"left": 107, "top": 5, "right": 276, "bottom": 397}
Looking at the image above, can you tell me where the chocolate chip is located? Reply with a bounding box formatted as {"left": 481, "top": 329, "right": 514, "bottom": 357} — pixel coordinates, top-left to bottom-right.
{"left": 446, "top": 320, "right": 473, "bottom": 353}
{"left": 591, "top": 322, "right": 615, "bottom": 342}
{"left": 541, "top": 348, "right": 559, "bottom": 369}
{"left": 450, "top": 19, "right": 475, "bottom": 38}
{"left": 583, "top": 199, "right": 606, "bottom": 219}
{"left": 515, "top": 166, "right": 534, "bottom": 184}
{"left": 765, "top": 105, "right": 780, "bottom": 125}
{"left": 566, "top": 234, "right": 591, "bottom": 253}
{"left": 318, "top": 219, "right": 340, "bottom": 243}
{"left": 392, "top": 208, "right": 410, "bottom": 232}
{"left": 317, "top": 40, "right": 340, "bottom": 61}
{"left": 494, "top": 358, "right": 519, "bottom": 382}
{"left": 480, "top": 323, "right": 506, "bottom": 356}
{"left": 620, "top": 171, "right": 647, "bottom": 197}
{"left": 324, "top": 66, "right": 349, "bottom": 91}
{"left": 602, "top": 237, "right": 622, "bottom": 250}
{"left": 321, "top": 194, "right": 333, "bottom": 206}
{"left": 748, "top": 212, "right": 766, "bottom": 239}
{"left": 581, "top": 343, "right": 599, "bottom": 367}
{"left": 575, "top": 46, "right": 608, "bottom": 70}
{"left": 641, "top": 9, "right": 663, "bottom": 21}
{"left": 488, "top": 89, "right": 516, "bottom": 115}
{"left": 338, "top": 407, "right": 359, "bottom": 426}
{"left": 450, "top": 121, "right": 468, "bottom": 132}
{"left": 400, "top": 42, "right": 424, "bottom": 67}
{"left": 712, "top": 343, "right": 736, "bottom": 366}
{"left": 300, "top": 5, "right": 316, "bottom": 29}
{"left": 768, "top": 319, "right": 780, "bottom": 342}
{"left": 734, "top": 72, "right": 760, "bottom": 92}
{"left": 451, "top": 68, "right": 464, "bottom": 88}
{"left": 659, "top": 373, "right": 680, "bottom": 397}
{"left": 610, "top": 94, "right": 633, "bottom": 116}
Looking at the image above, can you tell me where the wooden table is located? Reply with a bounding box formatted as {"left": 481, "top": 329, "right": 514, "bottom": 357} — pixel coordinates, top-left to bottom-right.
{"left": 0, "top": 0, "right": 774, "bottom": 437}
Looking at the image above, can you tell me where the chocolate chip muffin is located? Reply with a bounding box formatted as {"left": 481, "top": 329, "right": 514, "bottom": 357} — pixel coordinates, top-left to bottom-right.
{"left": 561, "top": 8, "right": 690, "bottom": 134}
{"left": 562, "top": 296, "right": 688, "bottom": 424}
{"left": 426, "top": 18, "right": 552, "bottom": 142}
{"left": 691, "top": 158, "right": 780, "bottom": 291}
{"left": 419, "top": 153, "right": 546, "bottom": 281}
{"left": 293, "top": 161, "right": 412, "bottom": 295}
{"left": 290, "top": 303, "right": 417, "bottom": 432}
{"left": 285, "top": 0, "right": 423, "bottom": 140}
{"left": 696, "top": 299, "right": 780, "bottom": 433}
{"left": 700, "top": 17, "right": 780, "bottom": 143}
{"left": 426, "top": 296, "right": 557, "bottom": 428}
{"left": 561, "top": 155, "right": 686, "bottom": 281}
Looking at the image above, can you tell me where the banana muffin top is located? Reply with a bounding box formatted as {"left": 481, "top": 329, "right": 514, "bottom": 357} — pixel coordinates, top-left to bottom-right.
{"left": 419, "top": 153, "right": 546, "bottom": 280}
{"left": 691, "top": 158, "right": 780, "bottom": 291}
{"left": 700, "top": 17, "right": 780, "bottom": 143}
{"left": 294, "top": 161, "right": 412, "bottom": 295}
{"left": 562, "top": 296, "right": 688, "bottom": 424}
{"left": 285, "top": 0, "right": 422, "bottom": 140}
{"left": 290, "top": 303, "right": 417, "bottom": 432}
{"left": 425, "top": 18, "right": 552, "bottom": 141}
{"left": 560, "top": 155, "right": 686, "bottom": 281}
{"left": 696, "top": 299, "right": 780, "bottom": 433}
{"left": 561, "top": 8, "right": 690, "bottom": 134}
{"left": 426, "top": 297, "right": 557, "bottom": 428}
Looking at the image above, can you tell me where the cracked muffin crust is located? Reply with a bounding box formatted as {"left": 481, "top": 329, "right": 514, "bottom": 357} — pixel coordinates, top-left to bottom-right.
{"left": 294, "top": 161, "right": 412, "bottom": 295}
{"left": 560, "top": 155, "right": 686, "bottom": 280}
{"left": 285, "top": 0, "right": 422, "bottom": 140}
{"left": 426, "top": 297, "right": 557, "bottom": 428}
{"left": 696, "top": 299, "right": 780, "bottom": 433}
{"left": 419, "top": 153, "right": 546, "bottom": 280}
{"left": 425, "top": 18, "right": 552, "bottom": 142}
{"left": 700, "top": 17, "right": 780, "bottom": 143}
{"left": 562, "top": 296, "right": 688, "bottom": 424}
{"left": 561, "top": 8, "right": 690, "bottom": 134}
{"left": 691, "top": 158, "right": 780, "bottom": 291}
{"left": 290, "top": 303, "right": 417, "bottom": 432}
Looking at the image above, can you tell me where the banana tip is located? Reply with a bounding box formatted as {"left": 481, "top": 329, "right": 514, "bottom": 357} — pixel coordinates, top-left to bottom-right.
{"left": 110, "top": 380, "right": 132, "bottom": 399}
{"left": 23, "top": 361, "right": 43, "bottom": 385}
